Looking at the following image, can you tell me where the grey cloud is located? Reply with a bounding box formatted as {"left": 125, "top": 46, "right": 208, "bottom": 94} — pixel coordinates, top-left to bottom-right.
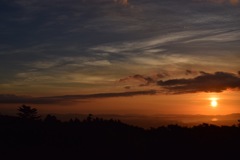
{"left": 0, "top": 90, "right": 157, "bottom": 104}
{"left": 158, "top": 72, "right": 240, "bottom": 94}
{"left": 13, "top": 0, "right": 127, "bottom": 8}
{"left": 185, "top": 70, "right": 201, "bottom": 76}
{"left": 119, "top": 74, "right": 155, "bottom": 86}
{"left": 185, "top": 70, "right": 193, "bottom": 75}
{"left": 198, "top": 0, "right": 240, "bottom": 5}
{"left": 49, "top": 90, "right": 156, "bottom": 99}
{"left": 0, "top": 94, "right": 56, "bottom": 104}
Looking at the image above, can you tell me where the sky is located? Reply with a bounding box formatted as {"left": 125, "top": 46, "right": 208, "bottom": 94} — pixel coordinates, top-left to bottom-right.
{"left": 0, "top": 0, "right": 240, "bottom": 115}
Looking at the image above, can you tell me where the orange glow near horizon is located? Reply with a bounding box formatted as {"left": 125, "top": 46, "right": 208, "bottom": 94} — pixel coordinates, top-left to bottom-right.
{"left": 55, "top": 91, "right": 238, "bottom": 115}
{"left": 1, "top": 91, "right": 240, "bottom": 116}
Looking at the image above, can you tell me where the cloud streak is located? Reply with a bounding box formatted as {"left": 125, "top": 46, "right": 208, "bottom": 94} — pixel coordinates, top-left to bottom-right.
{"left": 200, "top": 0, "right": 240, "bottom": 5}
{"left": 0, "top": 90, "right": 157, "bottom": 104}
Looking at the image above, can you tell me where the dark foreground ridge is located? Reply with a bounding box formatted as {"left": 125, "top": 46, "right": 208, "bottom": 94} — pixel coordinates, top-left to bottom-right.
{"left": 1, "top": 105, "right": 240, "bottom": 160}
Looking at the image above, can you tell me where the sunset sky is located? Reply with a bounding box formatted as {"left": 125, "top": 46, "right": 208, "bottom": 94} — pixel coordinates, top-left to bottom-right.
{"left": 0, "top": 0, "right": 240, "bottom": 115}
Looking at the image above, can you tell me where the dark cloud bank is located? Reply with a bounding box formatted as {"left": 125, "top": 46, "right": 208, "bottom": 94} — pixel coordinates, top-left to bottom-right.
{"left": 158, "top": 71, "right": 240, "bottom": 94}
{"left": 120, "top": 71, "right": 240, "bottom": 94}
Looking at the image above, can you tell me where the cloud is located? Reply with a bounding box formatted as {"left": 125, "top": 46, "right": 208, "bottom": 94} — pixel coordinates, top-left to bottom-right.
{"left": 230, "top": 0, "right": 240, "bottom": 5}
{"left": 119, "top": 74, "right": 155, "bottom": 86}
{"left": 124, "top": 86, "right": 131, "bottom": 89}
{"left": 0, "top": 94, "right": 56, "bottom": 104}
{"left": 83, "top": 60, "right": 111, "bottom": 66}
{"left": 195, "top": 0, "right": 239, "bottom": 5}
{"left": 13, "top": 0, "right": 129, "bottom": 11}
{"left": 185, "top": 70, "right": 200, "bottom": 76}
{"left": 0, "top": 90, "right": 157, "bottom": 104}
{"left": 158, "top": 72, "right": 240, "bottom": 94}
{"left": 50, "top": 90, "right": 156, "bottom": 99}
{"left": 119, "top": 73, "right": 168, "bottom": 87}
{"left": 90, "top": 31, "right": 200, "bottom": 54}
{"left": 114, "top": 0, "right": 128, "bottom": 5}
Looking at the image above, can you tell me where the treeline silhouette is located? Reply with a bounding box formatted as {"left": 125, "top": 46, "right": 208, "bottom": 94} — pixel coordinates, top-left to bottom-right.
{"left": 1, "top": 105, "right": 240, "bottom": 160}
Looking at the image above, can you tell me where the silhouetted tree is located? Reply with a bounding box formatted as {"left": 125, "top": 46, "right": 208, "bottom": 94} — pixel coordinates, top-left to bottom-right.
{"left": 238, "top": 119, "right": 240, "bottom": 127}
{"left": 44, "top": 114, "right": 59, "bottom": 123}
{"left": 74, "top": 118, "right": 81, "bottom": 124}
{"left": 17, "top": 104, "right": 40, "bottom": 120}
{"left": 87, "top": 114, "right": 93, "bottom": 122}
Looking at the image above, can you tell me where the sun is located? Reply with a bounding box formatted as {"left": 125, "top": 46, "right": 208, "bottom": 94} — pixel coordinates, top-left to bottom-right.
{"left": 210, "top": 98, "right": 218, "bottom": 108}
{"left": 211, "top": 100, "right": 218, "bottom": 108}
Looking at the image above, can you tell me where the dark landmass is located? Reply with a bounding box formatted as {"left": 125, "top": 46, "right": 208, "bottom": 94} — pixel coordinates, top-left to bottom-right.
{"left": 52, "top": 113, "right": 240, "bottom": 128}
{"left": 1, "top": 111, "right": 240, "bottom": 160}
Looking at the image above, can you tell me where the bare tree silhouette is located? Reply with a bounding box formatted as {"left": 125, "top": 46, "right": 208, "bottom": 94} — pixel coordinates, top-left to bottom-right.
{"left": 17, "top": 104, "right": 40, "bottom": 120}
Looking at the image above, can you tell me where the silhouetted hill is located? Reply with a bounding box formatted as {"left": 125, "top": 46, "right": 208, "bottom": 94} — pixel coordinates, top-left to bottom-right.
{"left": 1, "top": 114, "right": 240, "bottom": 160}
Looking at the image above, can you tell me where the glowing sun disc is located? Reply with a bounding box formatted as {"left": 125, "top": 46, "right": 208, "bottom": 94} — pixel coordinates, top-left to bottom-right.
{"left": 210, "top": 99, "right": 218, "bottom": 108}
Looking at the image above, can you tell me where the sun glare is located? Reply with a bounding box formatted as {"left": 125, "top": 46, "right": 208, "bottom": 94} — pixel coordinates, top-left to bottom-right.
{"left": 210, "top": 98, "right": 218, "bottom": 108}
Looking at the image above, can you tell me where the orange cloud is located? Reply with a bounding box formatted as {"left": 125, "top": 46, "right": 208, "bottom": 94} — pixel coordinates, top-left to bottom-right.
{"left": 114, "top": 0, "right": 128, "bottom": 6}
{"left": 229, "top": 0, "right": 239, "bottom": 5}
